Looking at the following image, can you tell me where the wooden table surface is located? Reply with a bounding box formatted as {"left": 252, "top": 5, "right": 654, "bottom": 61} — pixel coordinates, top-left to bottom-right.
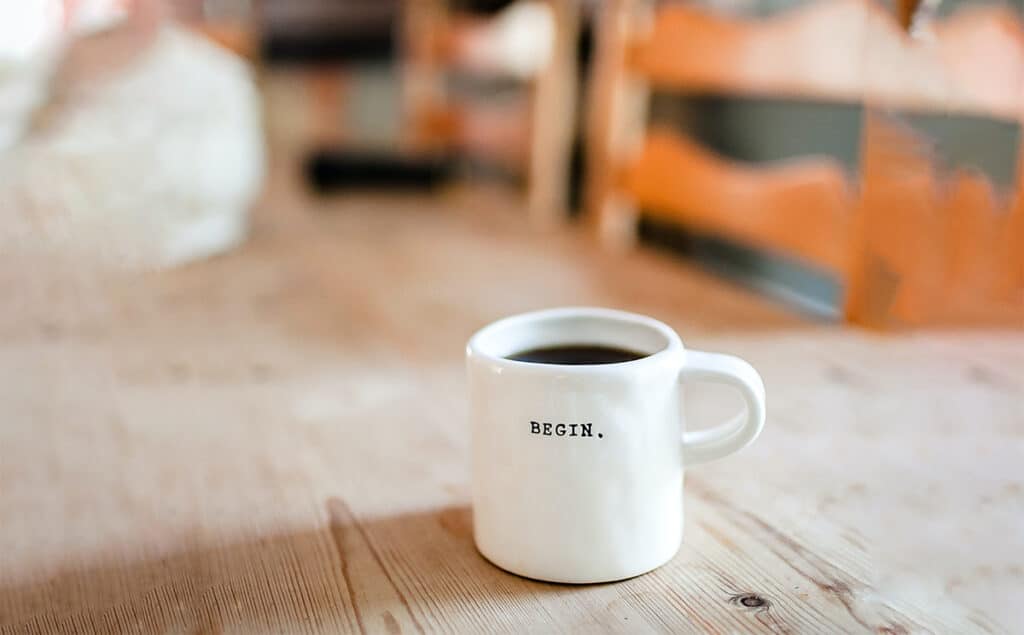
{"left": 3, "top": 152, "right": 1023, "bottom": 632}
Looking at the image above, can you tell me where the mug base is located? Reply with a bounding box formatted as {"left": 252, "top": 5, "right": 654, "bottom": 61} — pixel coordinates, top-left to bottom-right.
{"left": 474, "top": 541, "right": 681, "bottom": 585}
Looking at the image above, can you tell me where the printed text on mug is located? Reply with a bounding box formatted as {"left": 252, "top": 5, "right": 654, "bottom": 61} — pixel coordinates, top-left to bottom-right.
{"left": 529, "top": 421, "right": 604, "bottom": 439}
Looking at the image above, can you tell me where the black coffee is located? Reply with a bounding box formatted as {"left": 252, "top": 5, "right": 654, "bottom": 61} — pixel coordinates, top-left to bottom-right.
{"left": 506, "top": 344, "right": 647, "bottom": 365}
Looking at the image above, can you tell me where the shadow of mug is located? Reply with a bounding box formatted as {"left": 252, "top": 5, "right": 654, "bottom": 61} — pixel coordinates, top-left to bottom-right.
{"left": 0, "top": 500, "right": 577, "bottom": 634}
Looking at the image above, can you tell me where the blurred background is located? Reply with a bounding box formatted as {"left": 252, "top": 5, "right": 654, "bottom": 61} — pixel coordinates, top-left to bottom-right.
{"left": 1, "top": 0, "right": 1021, "bottom": 326}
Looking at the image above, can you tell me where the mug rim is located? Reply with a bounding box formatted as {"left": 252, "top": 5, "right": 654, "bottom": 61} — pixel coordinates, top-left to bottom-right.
{"left": 466, "top": 307, "right": 684, "bottom": 373}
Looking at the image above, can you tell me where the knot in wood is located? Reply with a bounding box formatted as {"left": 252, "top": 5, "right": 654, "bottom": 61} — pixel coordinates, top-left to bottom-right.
{"left": 730, "top": 593, "right": 769, "bottom": 610}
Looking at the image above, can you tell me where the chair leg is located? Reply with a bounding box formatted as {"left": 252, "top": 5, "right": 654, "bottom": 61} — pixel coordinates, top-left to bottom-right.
{"left": 308, "top": 67, "right": 347, "bottom": 146}
{"left": 526, "top": 0, "right": 581, "bottom": 227}
{"left": 583, "top": 0, "right": 649, "bottom": 249}
{"left": 596, "top": 193, "right": 639, "bottom": 250}
{"left": 398, "top": 0, "right": 448, "bottom": 153}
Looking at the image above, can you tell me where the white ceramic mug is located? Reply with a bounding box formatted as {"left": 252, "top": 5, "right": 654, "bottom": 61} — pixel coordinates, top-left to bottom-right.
{"left": 466, "top": 307, "right": 766, "bottom": 583}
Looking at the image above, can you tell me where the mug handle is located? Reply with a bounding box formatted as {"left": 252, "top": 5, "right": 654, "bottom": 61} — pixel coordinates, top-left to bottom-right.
{"left": 680, "top": 350, "right": 766, "bottom": 466}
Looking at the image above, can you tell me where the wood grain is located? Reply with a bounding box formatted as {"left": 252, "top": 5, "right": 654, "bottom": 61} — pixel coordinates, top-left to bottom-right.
{"left": 1, "top": 83, "right": 1022, "bottom": 633}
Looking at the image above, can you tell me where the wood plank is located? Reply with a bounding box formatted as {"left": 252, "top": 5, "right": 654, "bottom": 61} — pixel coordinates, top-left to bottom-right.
{"left": 629, "top": 0, "right": 1024, "bottom": 121}
{"left": 623, "top": 129, "right": 851, "bottom": 273}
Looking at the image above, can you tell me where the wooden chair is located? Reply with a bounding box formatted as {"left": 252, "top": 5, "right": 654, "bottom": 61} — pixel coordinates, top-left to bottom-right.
{"left": 585, "top": 0, "right": 1024, "bottom": 326}
{"left": 172, "top": 0, "right": 260, "bottom": 59}
{"left": 401, "top": 0, "right": 581, "bottom": 226}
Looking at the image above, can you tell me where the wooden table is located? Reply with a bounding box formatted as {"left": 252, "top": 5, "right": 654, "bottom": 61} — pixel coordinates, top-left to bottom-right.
{"left": 2, "top": 174, "right": 1022, "bottom": 633}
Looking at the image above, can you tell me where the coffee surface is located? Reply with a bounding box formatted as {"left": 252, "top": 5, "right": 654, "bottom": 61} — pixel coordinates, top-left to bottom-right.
{"left": 506, "top": 344, "right": 647, "bottom": 365}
